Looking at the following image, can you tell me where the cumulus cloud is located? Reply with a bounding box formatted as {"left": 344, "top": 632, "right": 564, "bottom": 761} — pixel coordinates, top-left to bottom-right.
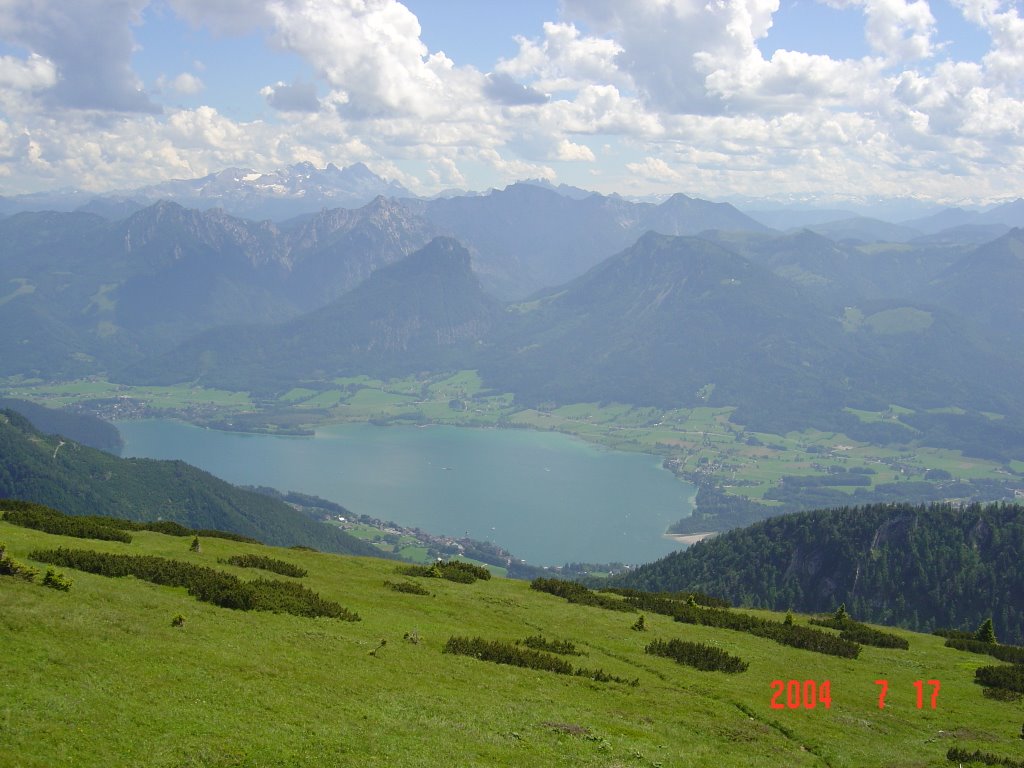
{"left": 160, "top": 72, "right": 204, "bottom": 95}
{"left": 0, "top": 53, "right": 57, "bottom": 91}
{"left": 951, "top": 0, "right": 1024, "bottom": 86}
{"left": 554, "top": 138, "right": 596, "bottom": 162}
{"left": 496, "top": 21, "right": 625, "bottom": 94}
{"left": 0, "top": 0, "right": 159, "bottom": 113}
{"left": 626, "top": 156, "right": 684, "bottom": 183}
{"left": 483, "top": 73, "right": 548, "bottom": 106}
{"left": 261, "top": 81, "right": 322, "bottom": 112}
{"left": 265, "top": 0, "right": 478, "bottom": 119}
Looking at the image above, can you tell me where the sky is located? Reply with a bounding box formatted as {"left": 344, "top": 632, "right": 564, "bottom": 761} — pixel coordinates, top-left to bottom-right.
{"left": 0, "top": 0, "right": 1021, "bottom": 205}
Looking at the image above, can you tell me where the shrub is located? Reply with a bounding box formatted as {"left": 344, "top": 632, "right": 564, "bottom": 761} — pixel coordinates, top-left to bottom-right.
{"left": 530, "top": 578, "right": 633, "bottom": 612}
{"left": 41, "top": 568, "right": 72, "bottom": 591}
{"left": 626, "top": 595, "right": 861, "bottom": 659}
{"left": 3, "top": 505, "right": 132, "bottom": 543}
{"left": 945, "top": 638, "right": 1024, "bottom": 664}
{"left": 632, "top": 615, "right": 647, "bottom": 632}
{"left": 384, "top": 580, "right": 431, "bottom": 596}
{"left": 982, "top": 687, "right": 1022, "bottom": 703}
{"left": 518, "top": 636, "right": 583, "bottom": 656}
{"left": 28, "top": 547, "right": 359, "bottom": 621}
{"left": 946, "top": 746, "right": 1024, "bottom": 767}
{"left": 223, "top": 554, "right": 307, "bottom": 578}
{"left": 810, "top": 616, "right": 909, "bottom": 649}
{"left": 934, "top": 628, "right": 975, "bottom": 640}
{"left": 0, "top": 542, "right": 37, "bottom": 581}
{"left": 171, "top": 614, "right": 185, "bottom": 627}
{"left": 398, "top": 560, "right": 491, "bottom": 583}
{"left": 445, "top": 636, "right": 574, "bottom": 674}
{"left": 645, "top": 638, "right": 749, "bottom": 673}
{"left": 975, "top": 664, "right": 1024, "bottom": 694}
{"left": 444, "top": 636, "right": 636, "bottom": 685}
{"left": 189, "top": 537, "right": 201, "bottom": 553}
{"left": 0, "top": 501, "right": 261, "bottom": 543}
{"left": 600, "top": 587, "right": 730, "bottom": 609}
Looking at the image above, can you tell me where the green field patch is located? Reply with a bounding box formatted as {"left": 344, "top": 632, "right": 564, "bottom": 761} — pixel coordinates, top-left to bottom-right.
{"left": 333, "top": 375, "right": 383, "bottom": 388}
{"left": 346, "top": 388, "right": 416, "bottom": 408}
{"left": 296, "top": 390, "right": 342, "bottom": 408}
{"left": 841, "top": 306, "right": 864, "bottom": 332}
{"left": 84, "top": 282, "right": 118, "bottom": 313}
{"left": 279, "top": 387, "right": 318, "bottom": 403}
{"left": 858, "top": 306, "right": 937, "bottom": 335}
{"left": 132, "top": 385, "right": 252, "bottom": 409}
{"left": 0, "top": 278, "right": 36, "bottom": 307}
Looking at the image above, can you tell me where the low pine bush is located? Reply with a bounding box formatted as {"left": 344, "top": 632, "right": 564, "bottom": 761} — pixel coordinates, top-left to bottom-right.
{"left": 444, "top": 636, "right": 636, "bottom": 685}
{"left": 3, "top": 504, "right": 132, "bottom": 543}
{"left": 602, "top": 587, "right": 730, "bottom": 609}
{"left": 384, "top": 579, "right": 431, "bottom": 595}
{"left": 29, "top": 547, "right": 359, "bottom": 621}
{"left": 530, "top": 578, "right": 633, "bottom": 612}
{"left": 518, "top": 636, "right": 583, "bottom": 656}
{"left": 222, "top": 554, "right": 307, "bottom": 578}
{"left": 975, "top": 664, "right": 1024, "bottom": 694}
{"left": 0, "top": 500, "right": 262, "bottom": 543}
{"left": 0, "top": 542, "right": 37, "bottom": 581}
{"left": 645, "top": 638, "right": 749, "bottom": 673}
{"left": 945, "top": 638, "right": 1024, "bottom": 664}
{"left": 946, "top": 746, "right": 1024, "bottom": 767}
{"left": 397, "top": 560, "right": 491, "bottom": 583}
{"left": 621, "top": 594, "right": 860, "bottom": 659}
{"left": 810, "top": 616, "right": 909, "bottom": 649}
{"left": 445, "top": 636, "right": 574, "bottom": 674}
{"left": 41, "top": 568, "right": 72, "bottom": 591}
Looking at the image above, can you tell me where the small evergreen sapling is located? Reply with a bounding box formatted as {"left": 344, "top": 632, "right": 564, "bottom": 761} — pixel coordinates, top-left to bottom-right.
{"left": 41, "top": 568, "right": 72, "bottom": 591}
{"left": 975, "top": 617, "right": 997, "bottom": 645}
{"left": 189, "top": 537, "right": 201, "bottom": 553}
{"left": 632, "top": 615, "right": 647, "bottom": 632}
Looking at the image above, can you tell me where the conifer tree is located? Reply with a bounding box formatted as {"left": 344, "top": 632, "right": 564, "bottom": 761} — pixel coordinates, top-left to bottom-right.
{"left": 975, "top": 618, "right": 997, "bottom": 645}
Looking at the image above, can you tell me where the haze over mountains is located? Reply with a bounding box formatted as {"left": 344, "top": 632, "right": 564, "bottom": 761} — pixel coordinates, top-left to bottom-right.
{"left": 3, "top": 166, "right": 1024, "bottom": 461}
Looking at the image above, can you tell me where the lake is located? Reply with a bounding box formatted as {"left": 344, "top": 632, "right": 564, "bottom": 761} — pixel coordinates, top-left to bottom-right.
{"left": 117, "top": 420, "right": 695, "bottom": 566}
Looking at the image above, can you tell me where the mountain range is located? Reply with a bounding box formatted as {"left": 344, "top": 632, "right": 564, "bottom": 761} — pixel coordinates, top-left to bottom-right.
{"left": 0, "top": 162, "right": 412, "bottom": 221}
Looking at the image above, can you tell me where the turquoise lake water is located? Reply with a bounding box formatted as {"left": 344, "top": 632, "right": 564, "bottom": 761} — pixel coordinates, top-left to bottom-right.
{"left": 117, "top": 420, "right": 695, "bottom": 566}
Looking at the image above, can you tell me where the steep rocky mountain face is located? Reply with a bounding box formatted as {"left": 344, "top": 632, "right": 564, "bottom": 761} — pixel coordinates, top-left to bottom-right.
{"left": 106, "top": 162, "right": 411, "bottom": 221}
{"left": 0, "top": 162, "right": 412, "bottom": 221}
{"left": 0, "top": 199, "right": 436, "bottom": 377}
{"left": 125, "top": 237, "right": 501, "bottom": 391}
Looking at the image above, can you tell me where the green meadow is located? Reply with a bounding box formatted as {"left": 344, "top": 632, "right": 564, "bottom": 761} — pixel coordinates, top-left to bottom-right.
{"left": 2, "top": 517, "right": 1023, "bottom": 767}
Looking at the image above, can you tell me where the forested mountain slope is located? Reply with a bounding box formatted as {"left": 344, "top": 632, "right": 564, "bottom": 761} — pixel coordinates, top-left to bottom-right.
{"left": 125, "top": 237, "right": 500, "bottom": 391}
{"left": 614, "top": 501, "right": 1024, "bottom": 643}
{"left": 0, "top": 409, "right": 380, "bottom": 557}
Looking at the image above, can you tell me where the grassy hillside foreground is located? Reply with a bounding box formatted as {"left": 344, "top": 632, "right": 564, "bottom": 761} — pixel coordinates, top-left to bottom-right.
{"left": 2, "top": 519, "right": 1023, "bottom": 767}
